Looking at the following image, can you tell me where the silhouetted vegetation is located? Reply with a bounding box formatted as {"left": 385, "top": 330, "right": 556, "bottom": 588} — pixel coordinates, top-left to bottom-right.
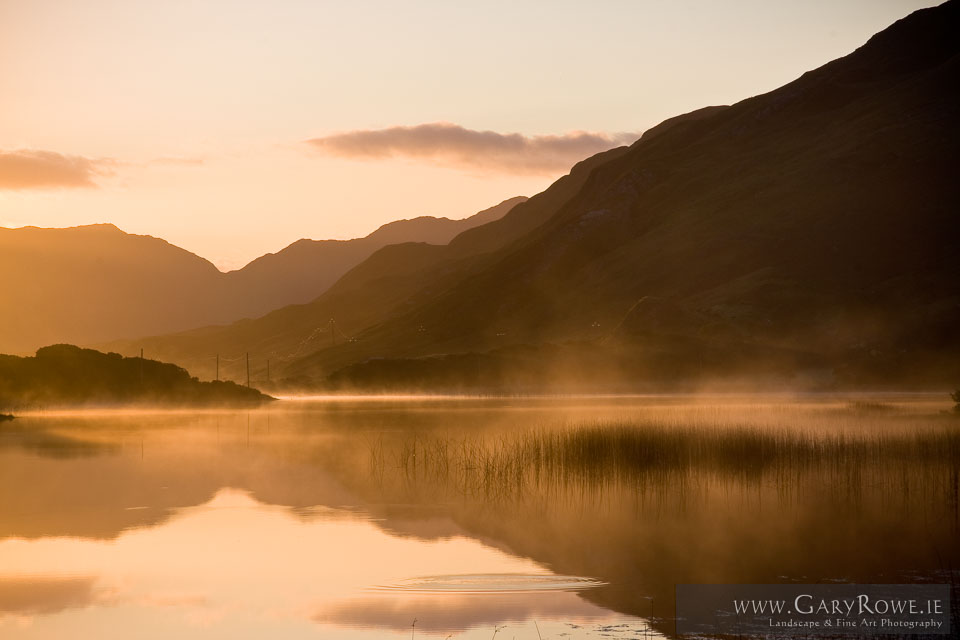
{"left": 0, "top": 413, "right": 14, "bottom": 421}
{"left": 952, "top": 388, "right": 960, "bottom": 413}
{"left": 384, "top": 422, "right": 960, "bottom": 501}
{"left": 0, "top": 344, "right": 272, "bottom": 409}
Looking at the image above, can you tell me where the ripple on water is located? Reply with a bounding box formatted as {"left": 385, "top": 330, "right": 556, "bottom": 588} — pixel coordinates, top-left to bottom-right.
{"left": 373, "top": 573, "right": 606, "bottom": 593}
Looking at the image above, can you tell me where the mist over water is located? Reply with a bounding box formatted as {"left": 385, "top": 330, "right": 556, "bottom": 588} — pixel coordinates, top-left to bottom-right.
{"left": 0, "top": 395, "right": 957, "bottom": 638}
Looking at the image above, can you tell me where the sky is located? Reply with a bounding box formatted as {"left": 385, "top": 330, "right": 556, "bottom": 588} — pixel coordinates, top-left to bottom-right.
{"left": 0, "top": 0, "right": 939, "bottom": 270}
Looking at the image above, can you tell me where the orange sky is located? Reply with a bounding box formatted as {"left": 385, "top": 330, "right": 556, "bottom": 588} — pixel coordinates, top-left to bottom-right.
{"left": 0, "top": 0, "right": 938, "bottom": 270}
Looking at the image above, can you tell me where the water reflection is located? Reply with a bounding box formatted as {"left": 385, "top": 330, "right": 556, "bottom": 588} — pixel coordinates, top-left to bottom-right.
{"left": 0, "top": 576, "right": 99, "bottom": 616}
{"left": 0, "top": 420, "right": 118, "bottom": 459}
{"left": 0, "top": 396, "right": 956, "bottom": 638}
{"left": 0, "top": 488, "right": 633, "bottom": 638}
{"left": 318, "top": 592, "right": 616, "bottom": 634}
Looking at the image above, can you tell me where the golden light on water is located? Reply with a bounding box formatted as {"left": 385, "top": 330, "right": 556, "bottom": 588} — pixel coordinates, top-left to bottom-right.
{"left": 1, "top": 397, "right": 957, "bottom": 637}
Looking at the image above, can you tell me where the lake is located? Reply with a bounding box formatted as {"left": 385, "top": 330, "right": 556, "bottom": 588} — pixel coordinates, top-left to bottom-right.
{"left": 1, "top": 395, "right": 957, "bottom": 639}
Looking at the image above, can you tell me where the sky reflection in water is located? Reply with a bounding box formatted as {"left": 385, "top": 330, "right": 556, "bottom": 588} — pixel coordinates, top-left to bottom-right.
{"left": 0, "top": 488, "right": 638, "bottom": 638}
{"left": 0, "top": 395, "right": 956, "bottom": 638}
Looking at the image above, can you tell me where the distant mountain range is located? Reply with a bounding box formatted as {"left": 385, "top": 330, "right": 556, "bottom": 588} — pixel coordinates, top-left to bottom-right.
{"left": 0, "top": 197, "right": 525, "bottom": 354}
{"left": 116, "top": 1, "right": 959, "bottom": 390}
{"left": 100, "top": 146, "right": 629, "bottom": 383}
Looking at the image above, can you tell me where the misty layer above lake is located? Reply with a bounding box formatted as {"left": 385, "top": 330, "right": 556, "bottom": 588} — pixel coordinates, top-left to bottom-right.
{"left": 0, "top": 395, "right": 957, "bottom": 638}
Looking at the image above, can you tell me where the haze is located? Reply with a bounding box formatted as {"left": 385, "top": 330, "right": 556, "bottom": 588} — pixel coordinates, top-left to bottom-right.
{"left": 0, "top": 0, "right": 937, "bottom": 269}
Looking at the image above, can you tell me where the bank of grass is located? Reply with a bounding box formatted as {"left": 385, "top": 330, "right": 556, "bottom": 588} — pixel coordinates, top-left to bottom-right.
{"left": 379, "top": 419, "right": 960, "bottom": 502}
{"left": 509, "top": 423, "right": 959, "bottom": 474}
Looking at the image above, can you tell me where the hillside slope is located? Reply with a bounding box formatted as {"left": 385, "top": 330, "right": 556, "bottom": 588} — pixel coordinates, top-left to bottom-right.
{"left": 285, "top": 0, "right": 960, "bottom": 389}
{"left": 221, "top": 196, "right": 527, "bottom": 317}
{"left": 116, "top": 2, "right": 960, "bottom": 390}
{"left": 114, "top": 150, "right": 627, "bottom": 382}
{"left": 0, "top": 224, "right": 225, "bottom": 354}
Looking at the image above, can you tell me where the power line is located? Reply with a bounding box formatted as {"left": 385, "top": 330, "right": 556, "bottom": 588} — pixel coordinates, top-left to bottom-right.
{"left": 203, "top": 318, "right": 357, "bottom": 384}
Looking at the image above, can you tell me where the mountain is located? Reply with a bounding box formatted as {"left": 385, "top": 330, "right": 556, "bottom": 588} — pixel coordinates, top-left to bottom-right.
{"left": 0, "top": 224, "right": 225, "bottom": 354}
{"left": 113, "top": 1, "right": 960, "bottom": 390}
{"left": 107, "top": 149, "right": 629, "bottom": 383}
{"left": 0, "top": 197, "right": 525, "bottom": 355}
{"left": 0, "top": 344, "right": 271, "bottom": 409}
{"left": 220, "top": 196, "right": 527, "bottom": 317}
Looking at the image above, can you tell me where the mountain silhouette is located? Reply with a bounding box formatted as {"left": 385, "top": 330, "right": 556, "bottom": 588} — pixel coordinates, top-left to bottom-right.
{"left": 104, "top": 1, "right": 960, "bottom": 389}
{"left": 0, "top": 197, "right": 525, "bottom": 355}
{"left": 103, "top": 149, "right": 628, "bottom": 383}
{"left": 223, "top": 196, "right": 527, "bottom": 318}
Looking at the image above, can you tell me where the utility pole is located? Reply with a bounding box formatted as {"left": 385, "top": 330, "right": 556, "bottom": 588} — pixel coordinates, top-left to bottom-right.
{"left": 330, "top": 318, "right": 336, "bottom": 346}
{"left": 139, "top": 348, "right": 143, "bottom": 385}
{"left": 216, "top": 354, "right": 219, "bottom": 382}
{"left": 266, "top": 359, "right": 271, "bottom": 384}
{"left": 246, "top": 352, "right": 250, "bottom": 388}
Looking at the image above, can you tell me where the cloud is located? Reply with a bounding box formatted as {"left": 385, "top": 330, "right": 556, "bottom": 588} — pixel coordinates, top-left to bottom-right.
{"left": 306, "top": 122, "right": 637, "bottom": 174}
{"left": 0, "top": 149, "right": 112, "bottom": 190}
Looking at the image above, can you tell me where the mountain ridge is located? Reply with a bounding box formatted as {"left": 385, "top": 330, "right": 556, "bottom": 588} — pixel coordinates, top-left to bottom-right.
{"left": 0, "top": 196, "right": 526, "bottom": 354}
{"left": 105, "top": 147, "right": 633, "bottom": 382}
{"left": 79, "top": 2, "right": 960, "bottom": 389}
{"left": 278, "top": 0, "right": 960, "bottom": 389}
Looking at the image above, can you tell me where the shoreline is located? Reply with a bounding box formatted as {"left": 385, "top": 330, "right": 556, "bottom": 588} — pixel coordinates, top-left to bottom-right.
{"left": 6, "top": 390, "right": 955, "bottom": 417}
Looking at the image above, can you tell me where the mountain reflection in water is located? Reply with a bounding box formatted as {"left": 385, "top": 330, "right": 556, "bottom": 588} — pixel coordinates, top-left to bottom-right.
{"left": 0, "top": 396, "right": 956, "bottom": 638}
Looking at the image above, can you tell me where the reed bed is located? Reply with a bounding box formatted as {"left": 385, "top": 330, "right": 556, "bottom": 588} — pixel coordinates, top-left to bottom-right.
{"left": 369, "top": 420, "right": 960, "bottom": 507}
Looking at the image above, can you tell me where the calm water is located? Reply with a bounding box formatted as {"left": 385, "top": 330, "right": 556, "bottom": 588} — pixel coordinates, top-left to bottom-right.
{"left": 0, "top": 395, "right": 957, "bottom": 639}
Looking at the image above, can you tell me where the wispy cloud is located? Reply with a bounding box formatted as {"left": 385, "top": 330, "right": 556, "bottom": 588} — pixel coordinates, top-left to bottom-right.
{"left": 0, "top": 150, "right": 113, "bottom": 190}
{"left": 306, "top": 122, "right": 637, "bottom": 174}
